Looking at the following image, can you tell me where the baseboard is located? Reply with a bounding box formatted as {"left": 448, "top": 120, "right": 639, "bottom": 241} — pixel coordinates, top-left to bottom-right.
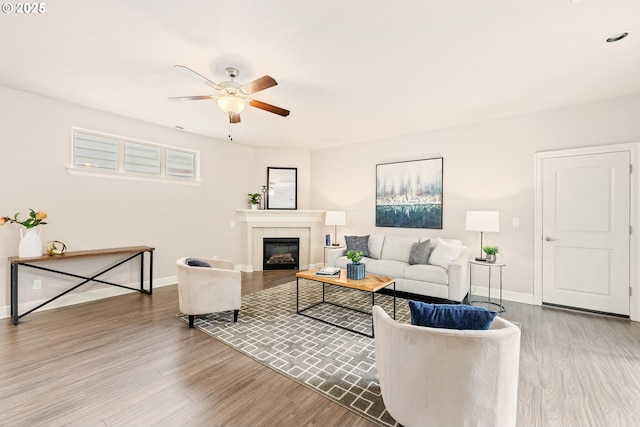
{"left": 0, "top": 275, "right": 177, "bottom": 320}
{"left": 470, "top": 286, "right": 536, "bottom": 305}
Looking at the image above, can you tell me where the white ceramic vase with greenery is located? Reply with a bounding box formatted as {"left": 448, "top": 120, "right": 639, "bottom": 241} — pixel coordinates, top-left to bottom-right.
{"left": 1, "top": 209, "right": 48, "bottom": 258}
{"left": 247, "top": 193, "right": 261, "bottom": 210}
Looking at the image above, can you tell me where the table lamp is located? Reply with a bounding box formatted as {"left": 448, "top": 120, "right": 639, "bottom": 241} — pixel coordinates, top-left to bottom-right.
{"left": 325, "top": 211, "right": 346, "bottom": 246}
{"left": 465, "top": 210, "right": 500, "bottom": 261}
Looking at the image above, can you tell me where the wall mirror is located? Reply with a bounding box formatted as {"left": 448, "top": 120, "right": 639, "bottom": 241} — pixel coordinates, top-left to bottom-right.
{"left": 267, "top": 167, "right": 297, "bottom": 210}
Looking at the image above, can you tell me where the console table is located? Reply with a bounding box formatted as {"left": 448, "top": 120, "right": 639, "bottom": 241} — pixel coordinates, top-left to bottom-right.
{"left": 9, "top": 246, "right": 154, "bottom": 324}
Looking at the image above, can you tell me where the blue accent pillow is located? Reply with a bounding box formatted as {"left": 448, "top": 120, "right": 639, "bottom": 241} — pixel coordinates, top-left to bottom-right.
{"left": 409, "top": 301, "right": 497, "bottom": 330}
{"left": 185, "top": 258, "right": 212, "bottom": 268}
{"left": 344, "top": 235, "right": 371, "bottom": 257}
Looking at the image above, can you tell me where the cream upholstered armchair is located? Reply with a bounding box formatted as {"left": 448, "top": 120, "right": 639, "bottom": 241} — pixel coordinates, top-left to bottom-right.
{"left": 176, "top": 257, "right": 241, "bottom": 328}
{"left": 372, "top": 305, "right": 521, "bottom": 427}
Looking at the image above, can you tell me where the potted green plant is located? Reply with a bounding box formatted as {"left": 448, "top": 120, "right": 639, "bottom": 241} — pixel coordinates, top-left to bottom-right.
{"left": 247, "top": 193, "right": 261, "bottom": 210}
{"left": 346, "top": 249, "right": 366, "bottom": 280}
{"left": 482, "top": 245, "right": 500, "bottom": 264}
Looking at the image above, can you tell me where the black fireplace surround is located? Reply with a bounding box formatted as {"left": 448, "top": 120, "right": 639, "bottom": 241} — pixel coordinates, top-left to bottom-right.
{"left": 263, "top": 237, "right": 300, "bottom": 270}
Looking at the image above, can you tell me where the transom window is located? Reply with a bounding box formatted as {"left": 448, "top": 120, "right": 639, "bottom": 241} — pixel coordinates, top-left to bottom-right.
{"left": 70, "top": 129, "right": 199, "bottom": 183}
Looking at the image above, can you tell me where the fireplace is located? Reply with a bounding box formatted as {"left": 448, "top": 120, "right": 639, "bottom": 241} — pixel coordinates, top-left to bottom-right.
{"left": 263, "top": 238, "right": 300, "bottom": 270}
{"left": 236, "top": 209, "right": 324, "bottom": 272}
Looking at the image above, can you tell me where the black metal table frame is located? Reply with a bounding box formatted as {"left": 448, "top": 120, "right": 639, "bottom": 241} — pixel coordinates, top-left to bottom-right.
{"left": 10, "top": 248, "right": 153, "bottom": 325}
{"left": 469, "top": 260, "right": 506, "bottom": 313}
{"left": 296, "top": 277, "right": 396, "bottom": 338}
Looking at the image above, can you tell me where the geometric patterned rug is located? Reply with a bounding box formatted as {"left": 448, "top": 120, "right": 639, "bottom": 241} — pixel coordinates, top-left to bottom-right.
{"left": 177, "top": 279, "right": 413, "bottom": 427}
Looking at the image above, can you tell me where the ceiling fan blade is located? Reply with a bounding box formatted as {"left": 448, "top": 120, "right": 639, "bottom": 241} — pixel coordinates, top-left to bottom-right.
{"left": 168, "top": 95, "right": 216, "bottom": 101}
{"left": 174, "top": 65, "right": 221, "bottom": 90}
{"left": 240, "top": 76, "right": 277, "bottom": 94}
{"left": 229, "top": 113, "right": 241, "bottom": 123}
{"left": 249, "top": 100, "right": 290, "bottom": 117}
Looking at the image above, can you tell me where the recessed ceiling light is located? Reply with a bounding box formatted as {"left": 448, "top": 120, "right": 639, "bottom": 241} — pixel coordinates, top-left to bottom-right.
{"left": 606, "top": 32, "right": 629, "bottom": 43}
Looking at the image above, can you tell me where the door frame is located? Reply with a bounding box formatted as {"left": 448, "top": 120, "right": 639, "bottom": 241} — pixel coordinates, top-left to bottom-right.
{"left": 534, "top": 143, "right": 640, "bottom": 322}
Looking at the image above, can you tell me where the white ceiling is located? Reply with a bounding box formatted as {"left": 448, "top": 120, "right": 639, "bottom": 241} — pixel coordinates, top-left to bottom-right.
{"left": 1, "top": 0, "right": 639, "bottom": 150}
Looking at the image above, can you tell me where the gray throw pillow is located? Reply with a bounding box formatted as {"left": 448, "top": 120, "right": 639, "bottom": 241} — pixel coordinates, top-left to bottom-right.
{"left": 185, "top": 258, "right": 212, "bottom": 268}
{"left": 409, "top": 239, "right": 431, "bottom": 265}
{"left": 344, "top": 235, "right": 371, "bottom": 258}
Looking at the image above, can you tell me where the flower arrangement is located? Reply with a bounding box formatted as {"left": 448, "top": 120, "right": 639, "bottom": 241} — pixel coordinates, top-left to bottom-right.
{"left": 0, "top": 209, "right": 48, "bottom": 229}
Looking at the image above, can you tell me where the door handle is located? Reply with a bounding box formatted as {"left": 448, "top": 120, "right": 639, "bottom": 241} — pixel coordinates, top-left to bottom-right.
{"left": 544, "top": 236, "right": 558, "bottom": 241}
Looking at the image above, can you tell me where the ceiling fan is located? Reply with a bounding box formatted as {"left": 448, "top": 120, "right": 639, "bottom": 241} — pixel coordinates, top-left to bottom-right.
{"left": 169, "top": 65, "right": 290, "bottom": 124}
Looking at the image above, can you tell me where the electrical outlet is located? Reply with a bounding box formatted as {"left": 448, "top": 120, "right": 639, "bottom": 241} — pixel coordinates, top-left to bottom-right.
{"left": 33, "top": 279, "right": 42, "bottom": 290}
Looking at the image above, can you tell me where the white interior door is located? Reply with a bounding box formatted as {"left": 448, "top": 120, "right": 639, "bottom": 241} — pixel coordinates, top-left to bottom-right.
{"left": 542, "top": 151, "right": 630, "bottom": 316}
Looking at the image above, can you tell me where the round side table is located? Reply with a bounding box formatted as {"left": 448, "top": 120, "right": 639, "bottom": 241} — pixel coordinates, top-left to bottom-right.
{"left": 469, "top": 260, "right": 506, "bottom": 312}
{"left": 323, "top": 245, "right": 344, "bottom": 266}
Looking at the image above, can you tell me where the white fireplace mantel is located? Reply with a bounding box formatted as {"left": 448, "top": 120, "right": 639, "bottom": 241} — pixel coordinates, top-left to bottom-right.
{"left": 236, "top": 209, "right": 325, "bottom": 272}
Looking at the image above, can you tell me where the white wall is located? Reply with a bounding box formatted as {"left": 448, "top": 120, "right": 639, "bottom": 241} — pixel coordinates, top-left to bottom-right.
{"left": 0, "top": 85, "right": 256, "bottom": 316}
{"left": 3, "top": 82, "right": 639, "bottom": 317}
{"left": 253, "top": 148, "right": 311, "bottom": 209}
{"left": 310, "top": 93, "right": 640, "bottom": 302}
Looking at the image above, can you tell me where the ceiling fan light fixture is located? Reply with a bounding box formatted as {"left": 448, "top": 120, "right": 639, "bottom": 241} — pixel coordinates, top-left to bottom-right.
{"left": 217, "top": 95, "right": 247, "bottom": 114}
{"left": 171, "top": 65, "right": 289, "bottom": 126}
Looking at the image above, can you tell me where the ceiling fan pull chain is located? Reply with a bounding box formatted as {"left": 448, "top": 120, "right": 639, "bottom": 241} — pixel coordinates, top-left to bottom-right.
{"left": 228, "top": 123, "right": 233, "bottom": 141}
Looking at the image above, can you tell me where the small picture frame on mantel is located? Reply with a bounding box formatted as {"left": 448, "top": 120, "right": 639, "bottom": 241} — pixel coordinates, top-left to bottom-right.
{"left": 267, "top": 167, "right": 297, "bottom": 210}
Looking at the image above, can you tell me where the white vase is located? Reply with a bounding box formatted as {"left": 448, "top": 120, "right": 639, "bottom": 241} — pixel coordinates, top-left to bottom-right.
{"left": 19, "top": 227, "right": 43, "bottom": 258}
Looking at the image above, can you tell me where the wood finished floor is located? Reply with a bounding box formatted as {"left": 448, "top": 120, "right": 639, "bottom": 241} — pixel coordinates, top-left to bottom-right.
{"left": 1, "top": 270, "right": 639, "bottom": 427}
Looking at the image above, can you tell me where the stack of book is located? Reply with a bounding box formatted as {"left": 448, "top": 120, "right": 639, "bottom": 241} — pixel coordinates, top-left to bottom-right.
{"left": 316, "top": 266, "right": 341, "bottom": 277}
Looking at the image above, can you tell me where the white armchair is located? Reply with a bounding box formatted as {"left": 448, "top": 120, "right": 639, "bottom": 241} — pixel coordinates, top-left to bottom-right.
{"left": 372, "top": 305, "right": 521, "bottom": 427}
{"left": 176, "top": 257, "right": 241, "bottom": 328}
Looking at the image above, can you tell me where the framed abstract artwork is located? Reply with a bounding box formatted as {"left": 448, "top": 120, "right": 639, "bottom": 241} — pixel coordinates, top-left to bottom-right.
{"left": 376, "top": 157, "right": 443, "bottom": 229}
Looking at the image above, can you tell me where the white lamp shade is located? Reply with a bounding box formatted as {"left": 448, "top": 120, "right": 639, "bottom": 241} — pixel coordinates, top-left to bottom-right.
{"left": 465, "top": 210, "right": 500, "bottom": 232}
{"left": 325, "top": 211, "right": 346, "bottom": 226}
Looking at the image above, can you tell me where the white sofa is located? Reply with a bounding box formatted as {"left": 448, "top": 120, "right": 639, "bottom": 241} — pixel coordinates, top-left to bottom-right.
{"left": 327, "top": 234, "right": 468, "bottom": 302}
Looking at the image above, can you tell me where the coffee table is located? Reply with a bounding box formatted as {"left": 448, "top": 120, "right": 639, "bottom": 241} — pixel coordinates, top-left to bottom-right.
{"left": 295, "top": 268, "right": 396, "bottom": 337}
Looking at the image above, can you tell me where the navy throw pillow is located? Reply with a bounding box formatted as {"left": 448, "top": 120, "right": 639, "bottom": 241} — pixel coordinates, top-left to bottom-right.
{"left": 409, "top": 301, "right": 497, "bottom": 330}
{"left": 344, "top": 235, "right": 371, "bottom": 257}
{"left": 185, "top": 258, "right": 212, "bottom": 268}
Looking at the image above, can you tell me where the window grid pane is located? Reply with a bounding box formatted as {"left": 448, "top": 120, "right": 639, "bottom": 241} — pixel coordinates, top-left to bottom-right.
{"left": 166, "top": 149, "right": 195, "bottom": 178}
{"left": 125, "top": 142, "right": 161, "bottom": 175}
{"left": 74, "top": 132, "right": 119, "bottom": 170}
